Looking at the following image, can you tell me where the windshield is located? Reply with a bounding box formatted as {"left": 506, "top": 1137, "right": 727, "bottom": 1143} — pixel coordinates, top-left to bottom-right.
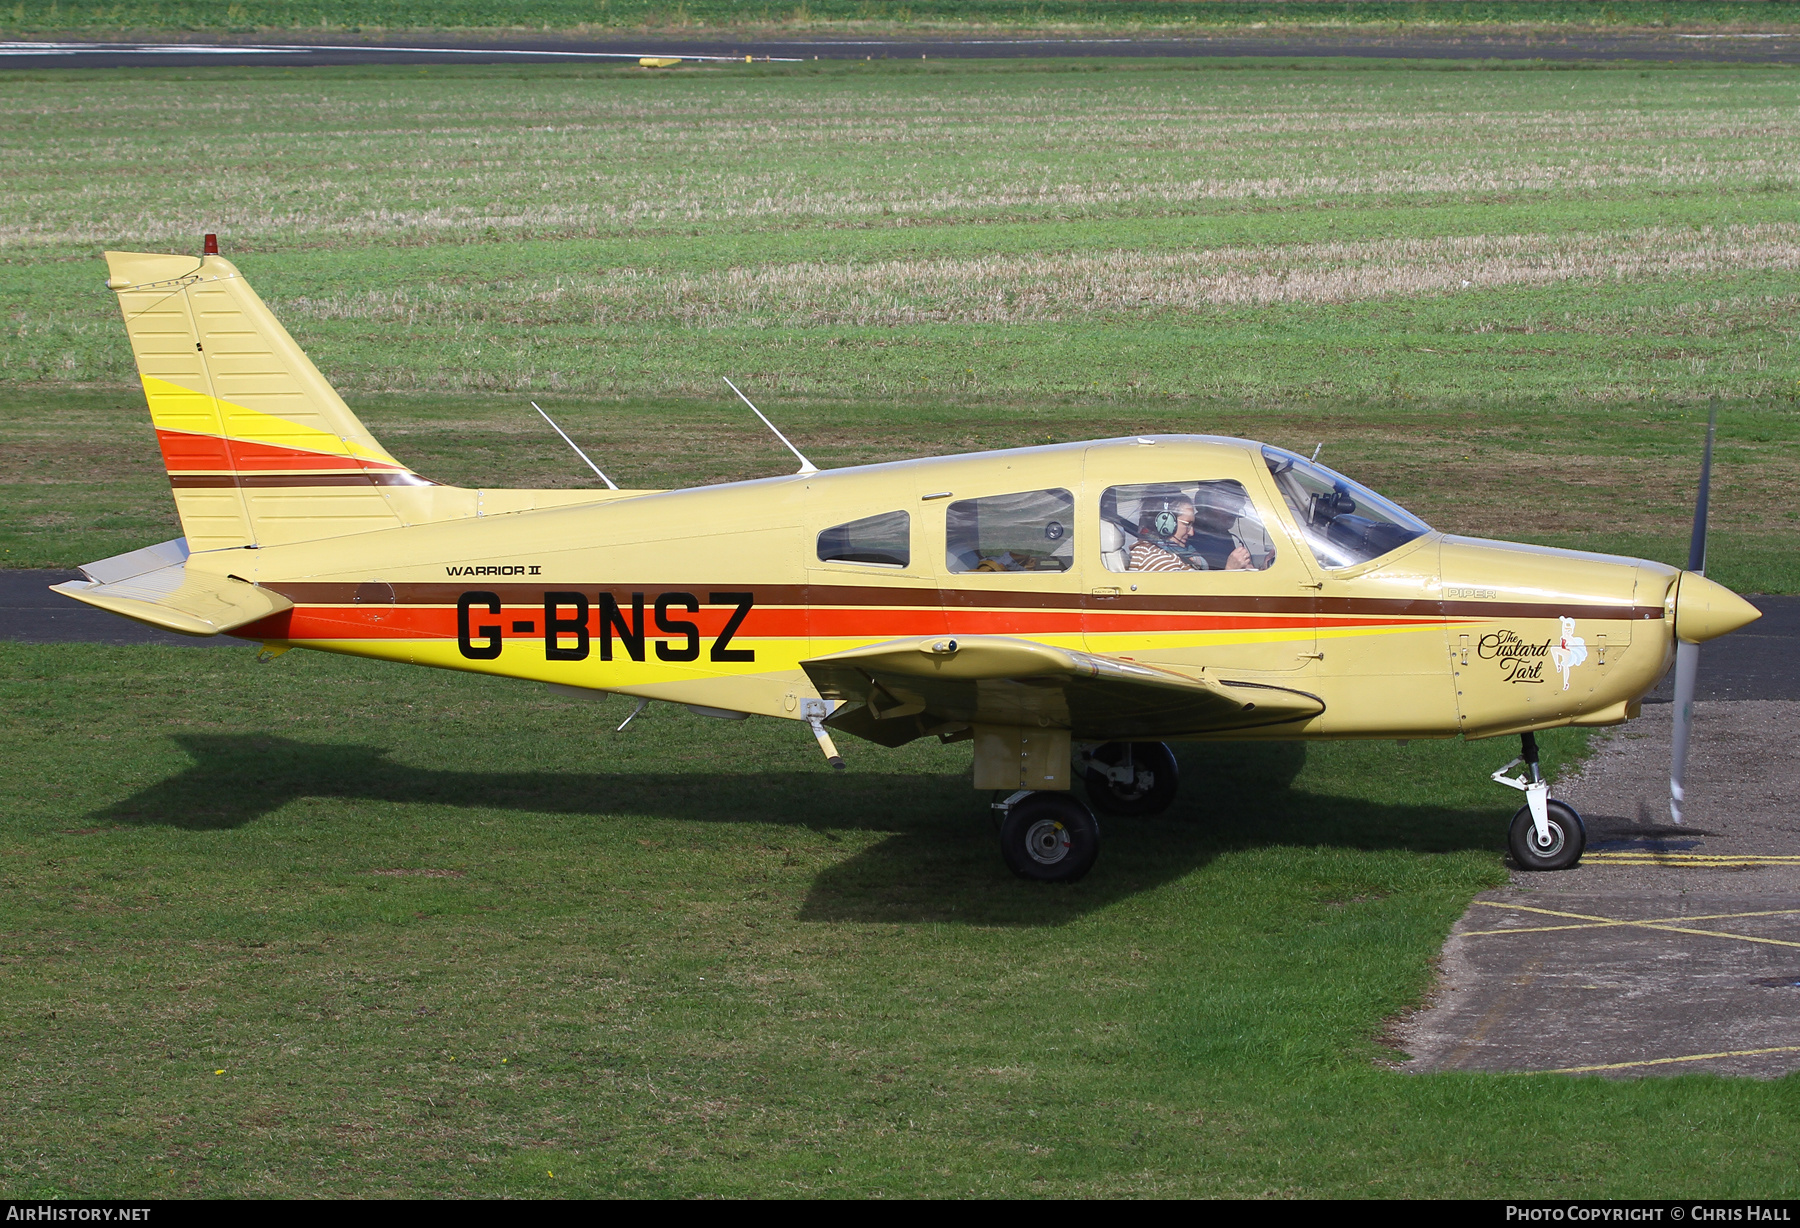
{"left": 1262, "top": 446, "right": 1430, "bottom": 570}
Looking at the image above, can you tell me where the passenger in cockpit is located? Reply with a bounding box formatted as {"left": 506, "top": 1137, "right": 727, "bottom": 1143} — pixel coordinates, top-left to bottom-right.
{"left": 1188, "top": 496, "right": 1256, "bottom": 571}
{"left": 1129, "top": 496, "right": 1252, "bottom": 572}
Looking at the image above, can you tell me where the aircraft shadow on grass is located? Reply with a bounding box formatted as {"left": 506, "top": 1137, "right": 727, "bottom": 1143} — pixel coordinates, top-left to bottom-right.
{"left": 93, "top": 735, "right": 1511, "bottom": 925}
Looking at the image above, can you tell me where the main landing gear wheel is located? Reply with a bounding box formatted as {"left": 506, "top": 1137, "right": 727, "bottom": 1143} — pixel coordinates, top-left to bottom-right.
{"left": 998, "top": 792, "right": 1100, "bottom": 883}
{"left": 1508, "top": 800, "right": 1586, "bottom": 872}
{"left": 1081, "top": 741, "right": 1179, "bottom": 818}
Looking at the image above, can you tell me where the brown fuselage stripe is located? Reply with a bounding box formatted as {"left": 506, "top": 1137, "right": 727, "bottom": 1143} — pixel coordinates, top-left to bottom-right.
{"left": 263, "top": 581, "right": 1661, "bottom": 622}
{"left": 170, "top": 472, "right": 436, "bottom": 488}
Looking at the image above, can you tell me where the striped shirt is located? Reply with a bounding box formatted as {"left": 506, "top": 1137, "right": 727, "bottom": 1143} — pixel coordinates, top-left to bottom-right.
{"left": 1128, "top": 541, "right": 1197, "bottom": 573}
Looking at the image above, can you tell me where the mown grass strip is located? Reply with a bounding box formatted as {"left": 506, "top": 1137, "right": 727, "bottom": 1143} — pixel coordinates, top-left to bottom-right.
{"left": 9, "top": 61, "right": 1796, "bottom": 254}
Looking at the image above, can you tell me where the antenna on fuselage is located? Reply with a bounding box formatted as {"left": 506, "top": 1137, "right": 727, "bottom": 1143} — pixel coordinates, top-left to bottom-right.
{"left": 531, "top": 402, "right": 619, "bottom": 490}
{"left": 723, "top": 377, "right": 818, "bottom": 476}
{"left": 1310, "top": 443, "right": 1324, "bottom": 464}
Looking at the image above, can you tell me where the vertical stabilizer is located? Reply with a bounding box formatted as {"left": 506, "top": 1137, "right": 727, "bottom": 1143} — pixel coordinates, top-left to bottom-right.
{"left": 106, "top": 249, "right": 429, "bottom": 551}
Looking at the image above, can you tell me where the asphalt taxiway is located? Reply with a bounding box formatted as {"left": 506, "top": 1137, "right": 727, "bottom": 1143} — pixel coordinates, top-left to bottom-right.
{"left": 2, "top": 568, "right": 244, "bottom": 647}
{"left": 1400, "top": 700, "right": 1800, "bottom": 1078}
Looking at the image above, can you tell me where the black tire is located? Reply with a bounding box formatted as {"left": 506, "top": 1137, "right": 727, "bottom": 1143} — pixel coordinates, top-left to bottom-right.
{"left": 999, "top": 792, "right": 1101, "bottom": 883}
{"left": 1081, "top": 741, "right": 1179, "bottom": 818}
{"left": 1508, "top": 799, "right": 1586, "bottom": 871}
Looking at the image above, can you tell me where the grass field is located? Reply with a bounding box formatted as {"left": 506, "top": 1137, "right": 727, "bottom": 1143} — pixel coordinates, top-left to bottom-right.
{"left": 5, "top": 0, "right": 1798, "bottom": 38}
{"left": 6, "top": 644, "right": 1799, "bottom": 1199}
{"left": 4, "top": 55, "right": 1800, "bottom": 1197}
{"left": 4, "top": 58, "right": 1798, "bottom": 586}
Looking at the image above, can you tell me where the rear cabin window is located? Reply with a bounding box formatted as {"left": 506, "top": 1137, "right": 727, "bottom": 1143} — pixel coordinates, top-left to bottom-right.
{"left": 946, "top": 489, "right": 1074, "bottom": 573}
{"left": 817, "top": 510, "right": 910, "bottom": 568}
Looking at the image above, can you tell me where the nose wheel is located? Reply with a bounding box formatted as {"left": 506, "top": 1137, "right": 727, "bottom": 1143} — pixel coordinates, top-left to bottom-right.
{"left": 992, "top": 790, "right": 1100, "bottom": 883}
{"left": 1492, "top": 731, "right": 1586, "bottom": 871}
{"left": 1508, "top": 799, "right": 1586, "bottom": 871}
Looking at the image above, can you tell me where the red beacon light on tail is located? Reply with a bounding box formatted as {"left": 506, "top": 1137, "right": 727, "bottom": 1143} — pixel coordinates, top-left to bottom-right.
{"left": 203, "top": 233, "right": 218, "bottom": 256}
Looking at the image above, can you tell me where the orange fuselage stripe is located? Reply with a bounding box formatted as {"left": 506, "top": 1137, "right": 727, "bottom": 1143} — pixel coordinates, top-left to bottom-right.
{"left": 237, "top": 601, "right": 1467, "bottom": 644}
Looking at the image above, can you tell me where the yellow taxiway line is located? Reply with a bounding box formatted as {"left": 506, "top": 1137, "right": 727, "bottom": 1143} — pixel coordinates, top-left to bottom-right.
{"left": 1548, "top": 1045, "right": 1800, "bottom": 1075}
{"left": 1582, "top": 852, "right": 1800, "bottom": 867}
{"left": 1466, "top": 900, "right": 1800, "bottom": 949}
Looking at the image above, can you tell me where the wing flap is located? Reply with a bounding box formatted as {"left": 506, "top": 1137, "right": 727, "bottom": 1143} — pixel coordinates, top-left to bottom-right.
{"left": 52, "top": 551, "right": 292, "bottom": 637}
{"left": 803, "top": 635, "right": 1322, "bottom": 743}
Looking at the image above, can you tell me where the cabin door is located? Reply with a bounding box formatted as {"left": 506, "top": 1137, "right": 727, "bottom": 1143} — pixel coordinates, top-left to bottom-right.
{"left": 1080, "top": 446, "right": 1318, "bottom": 678}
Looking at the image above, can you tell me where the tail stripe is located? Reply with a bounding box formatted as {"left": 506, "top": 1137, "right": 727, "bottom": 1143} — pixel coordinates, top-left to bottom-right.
{"left": 171, "top": 472, "right": 436, "bottom": 489}
{"left": 153, "top": 427, "right": 412, "bottom": 475}
{"left": 142, "top": 375, "right": 405, "bottom": 470}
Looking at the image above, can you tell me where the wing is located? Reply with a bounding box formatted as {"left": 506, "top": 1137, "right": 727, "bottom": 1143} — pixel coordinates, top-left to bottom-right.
{"left": 802, "top": 635, "right": 1324, "bottom": 747}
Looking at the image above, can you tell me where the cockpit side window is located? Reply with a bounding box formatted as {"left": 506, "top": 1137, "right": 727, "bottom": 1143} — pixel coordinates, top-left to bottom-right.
{"left": 817, "top": 510, "right": 910, "bottom": 568}
{"left": 1262, "top": 446, "right": 1430, "bottom": 570}
{"left": 946, "top": 489, "right": 1074, "bottom": 573}
{"left": 1099, "top": 481, "right": 1277, "bottom": 573}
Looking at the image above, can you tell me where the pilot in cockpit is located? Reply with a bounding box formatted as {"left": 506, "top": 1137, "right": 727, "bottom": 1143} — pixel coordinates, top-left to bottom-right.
{"left": 1129, "top": 495, "right": 1254, "bottom": 572}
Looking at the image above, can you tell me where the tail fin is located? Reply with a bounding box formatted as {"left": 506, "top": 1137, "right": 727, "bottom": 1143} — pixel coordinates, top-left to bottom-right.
{"left": 108, "top": 249, "right": 651, "bottom": 554}
{"left": 106, "top": 249, "right": 434, "bottom": 551}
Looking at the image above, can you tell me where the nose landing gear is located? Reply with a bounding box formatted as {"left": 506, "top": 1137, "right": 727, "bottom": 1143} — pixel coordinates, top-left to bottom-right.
{"left": 1493, "top": 731, "right": 1586, "bottom": 871}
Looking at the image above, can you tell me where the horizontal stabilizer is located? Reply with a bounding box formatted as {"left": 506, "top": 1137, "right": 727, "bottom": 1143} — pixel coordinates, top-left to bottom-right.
{"left": 75, "top": 536, "right": 192, "bottom": 585}
{"left": 803, "top": 635, "right": 1323, "bottom": 745}
{"left": 53, "top": 542, "right": 292, "bottom": 637}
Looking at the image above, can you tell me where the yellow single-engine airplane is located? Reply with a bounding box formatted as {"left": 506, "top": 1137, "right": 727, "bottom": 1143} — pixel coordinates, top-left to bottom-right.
{"left": 60, "top": 243, "right": 1763, "bottom": 882}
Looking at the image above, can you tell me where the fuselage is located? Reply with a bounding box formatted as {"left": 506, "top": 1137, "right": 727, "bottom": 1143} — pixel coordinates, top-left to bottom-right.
{"left": 197, "top": 433, "right": 1711, "bottom": 743}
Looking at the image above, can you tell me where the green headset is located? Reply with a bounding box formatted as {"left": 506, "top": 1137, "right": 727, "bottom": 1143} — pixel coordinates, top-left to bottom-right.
{"left": 1142, "top": 494, "right": 1186, "bottom": 541}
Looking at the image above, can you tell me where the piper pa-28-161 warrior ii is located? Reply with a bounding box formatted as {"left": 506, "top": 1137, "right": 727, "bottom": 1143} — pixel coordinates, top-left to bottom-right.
{"left": 61, "top": 242, "right": 1763, "bottom": 882}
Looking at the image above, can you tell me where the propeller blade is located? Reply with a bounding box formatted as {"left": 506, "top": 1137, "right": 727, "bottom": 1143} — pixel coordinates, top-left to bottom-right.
{"left": 1669, "top": 403, "right": 1718, "bottom": 825}
{"left": 1687, "top": 403, "right": 1717, "bottom": 574}
{"left": 1669, "top": 638, "right": 1700, "bottom": 825}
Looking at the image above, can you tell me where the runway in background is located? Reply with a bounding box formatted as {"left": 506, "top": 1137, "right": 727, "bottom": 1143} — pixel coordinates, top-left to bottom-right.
{"left": 4, "top": 29, "right": 1799, "bottom": 70}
